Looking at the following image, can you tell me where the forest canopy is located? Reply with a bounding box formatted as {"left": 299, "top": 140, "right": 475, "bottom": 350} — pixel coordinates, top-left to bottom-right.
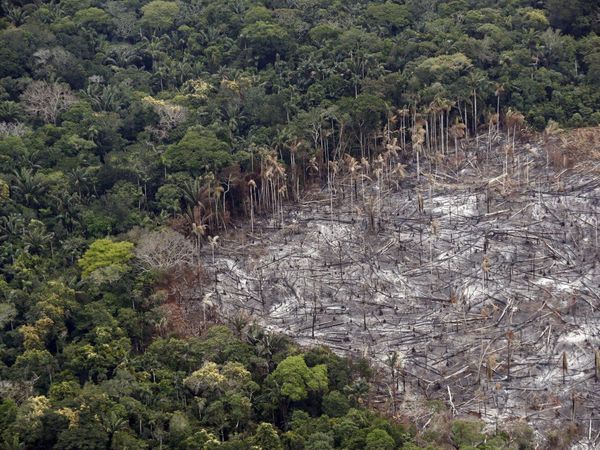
{"left": 0, "top": 0, "right": 598, "bottom": 448}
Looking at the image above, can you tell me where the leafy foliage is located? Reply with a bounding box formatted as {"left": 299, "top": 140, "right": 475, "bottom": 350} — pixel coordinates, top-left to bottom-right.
{"left": 78, "top": 239, "right": 134, "bottom": 279}
{"left": 267, "top": 355, "right": 328, "bottom": 402}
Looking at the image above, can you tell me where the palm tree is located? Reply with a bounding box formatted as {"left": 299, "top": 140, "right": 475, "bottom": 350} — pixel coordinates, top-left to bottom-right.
{"left": 486, "top": 112, "right": 499, "bottom": 161}
{"left": 391, "top": 162, "right": 407, "bottom": 190}
{"left": 385, "top": 351, "right": 403, "bottom": 414}
{"left": 344, "top": 154, "right": 359, "bottom": 215}
{"left": 344, "top": 378, "right": 371, "bottom": 406}
{"left": 212, "top": 184, "right": 225, "bottom": 231}
{"left": 191, "top": 222, "right": 206, "bottom": 261}
{"left": 23, "top": 219, "right": 54, "bottom": 255}
{"left": 103, "top": 44, "right": 143, "bottom": 70}
{"left": 411, "top": 120, "right": 426, "bottom": 181}
{"left": 285, "top": 137, "right": 306, "bottom": 202}
{"left": 439, "top": 98, "right": 456, "bottom": 155}
{"left": 505, "top": 108, "right": 525, "bottom": 151}
{"left": 5, "top": 4, "right": 29, "bottom": 26}
{"left": 248, "top": 179, "right": 257, "bottom": 233}
{"left": 259, "top": 151, "right": 287, "bottom": 225}
{"left": 50, "top": 191, "right": 80, "bottom": 232}
{"left": 494, "top": 83, "right": 505, "bottom": 132}
{"left": 0, "top": 213, "right": 24, "bottom": 243}
{"left": 466, "top": 71, "right": 488, "bottom": 146}
{"left": 207, "top": 235, "right": 219, "bottom": 264}
{"left": 142, "top": 35, "right": 167, "bottom": 68}
{"left": 383, "top": 137, "right": 400, "bottom": 175}
{"left": 102, "top": 411, "right": 127, "bottom": 445}
{"left": 327, "top": 160, "right": 338, "bottom": 223}
{"left": 374, "top": 154, "right": 385, "bottom": 217}
{"left": 12, "top": 168, "right": 48, "bottom": 208}
{"left": 449, "top": 120, "right": 467, "bottom": 165}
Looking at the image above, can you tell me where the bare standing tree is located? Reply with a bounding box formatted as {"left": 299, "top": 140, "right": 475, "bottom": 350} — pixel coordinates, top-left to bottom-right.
{"left": 0, "top": 122, "right": 29, "bottom": 137}
{"left": 21, "top": 81, "right": 77, "bottom": 125}
{"left": 142, "top": 96, "right": 189, "bottom": 141}
{"left": 135, "top": 229, "right": 195, "bottom": 273}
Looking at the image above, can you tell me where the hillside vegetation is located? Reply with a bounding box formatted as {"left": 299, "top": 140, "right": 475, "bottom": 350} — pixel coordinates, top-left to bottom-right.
{"left": 1, "top": 0, "right": 600, "bottom": 449}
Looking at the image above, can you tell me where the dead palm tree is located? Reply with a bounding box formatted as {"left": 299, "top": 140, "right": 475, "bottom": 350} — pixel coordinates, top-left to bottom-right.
{"left": 505, "top": 108, "right": 525, "bottom": 150}
{"left": 328, "top": 160, "right": 339, "bottom": 223}
{"left": 505, "top": 109, "right": 525, "bottom": 174}
{"left": 411, "top": 120, "right": 426, "bottom": 181}
{"left": 207, "top": 235, "right": 219, "bottom": 264}
{"left": 449, "top": 120, "right": 467, "bottom": 166}
{"left": 391, "top": 163, "right": 407, "bottom": 190}
{"left": 212, "top": 184, "right": 225, "bottom": 231}
{"left": 191, "top": 222, "right": 206, "bottom": 260}
{"left": 248, "top": 179, "right": 257, "bottom": 233}
{"left": 487, "top": 112, "right": 499, "bottom": 162}
{"left": 394, "top": 107, "right": 410, "bottom": 151}
{"left": 344, "top": 154, "right": 359, "bottom": 216}
{"left": 385, "top": 351, "right": 403, "bottom": 415}
{"left": 494, "top": 83, "right": 505, "bottom": 132}
{"left": 259, "top": 150, "right": 287, "bottom": 225}
{"left": 384, "top": 137, "right": 401, "bottom": 182}
{"left": 360, "top": 157, "right": 370, "bottom": 201}
{"left": 467, "top": 71, "right": 487, "bottom": 146}
{"left": 374, "top": 154, "right": 385, "bottom": 216}
{"left": 287, "top": 138, "right": 306, "bottom": 201}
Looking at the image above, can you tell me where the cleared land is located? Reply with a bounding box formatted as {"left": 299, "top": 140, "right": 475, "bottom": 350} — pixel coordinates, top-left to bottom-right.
{"left": 179, "top": 130, "right": 600, "bottom": 441}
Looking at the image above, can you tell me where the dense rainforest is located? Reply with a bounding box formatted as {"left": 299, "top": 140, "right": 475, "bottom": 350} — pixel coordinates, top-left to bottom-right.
{"left": 0, "top": 0, "right": 599, "bottom": 448}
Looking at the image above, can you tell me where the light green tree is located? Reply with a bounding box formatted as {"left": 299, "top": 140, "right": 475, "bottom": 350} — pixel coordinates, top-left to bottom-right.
{"left": 268, "top": 355, "right": 328, "bottom": 402}
{"left": 366, "top": 2, "right": 410, "bottom": 33}
{"left": 73, "top": 7, "right": 111, "bottom": 31}
{"left": 141, "top": 1, "right": 179, "bottom": 31}
{"left": 78, "top": 239, "right": 134, "bottom": 279}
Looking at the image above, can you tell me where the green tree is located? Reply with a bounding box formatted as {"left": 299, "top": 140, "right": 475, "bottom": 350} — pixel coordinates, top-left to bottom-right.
{"left": 268, "top": 355, "right": 328, "bottom": 402}
{"left": 73, "top": 7, "right": 111, "bottom": 31}
{"left": 12, "top": 349, "right": 57, "bottom": 389}
{"left": 365, "top": 429, "right": 395, "bottom": 450}
{"left": 366, "top": 2, "right": 410, "bottom": 34}
{"left": 252, "top": 423, "right": 283, "bottom": 450}
{"left": 322, "top": 391, "right": 351, "bottom": 417}
{"left": 240, "top": 21, "right": 291, "bottom": 67}
{"left": 141, "top": 1, "right": 180, "bottom": 31}
{"left": 546, "top": 0, "right": 597, "bottom": 36}
{"left": 244, "top": 6, "right": 273, "bottom": 24}
{"left": 0, "top": 399, "right": 17, "bottom": 434}
{"left": 305, "top": 432, "right": 334, "bottom": 450}
{"left": 451, "top": 420, "right": 485, "bottom": 448}
{"left": 164, "top": 128, "right": 232, "bottom": 174}
{"left": 55, "top": 420, "right": 110, "bottom": 450}
{"left": 412, "top": 53, "right": 473, "bottom": 87}
{"left": 78, "top": 239, "right": 134, "bottom": 279}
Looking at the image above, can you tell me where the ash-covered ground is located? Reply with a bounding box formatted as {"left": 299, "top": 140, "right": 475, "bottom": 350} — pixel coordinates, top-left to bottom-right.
{"left": 201, "top": 136, "right": 600, "bottom": 443}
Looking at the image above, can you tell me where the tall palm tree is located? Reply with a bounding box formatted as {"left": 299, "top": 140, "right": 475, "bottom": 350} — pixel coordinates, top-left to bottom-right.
{"left": 344, "top": 154, "right": 359, "bottom": 215}
{"left": 466, "top": 71, "right": 488, "bottom": 145}
{"left": 248, "top": 179, "right": 257, "bottom": 233}
{"left": 505, "top": 108, "right": 525, "bottom": 150}
{"left": 411, "top": 119, "right": 426, "bottom": 181}
{"left": 494, "top": 83, "right": 505, "bottom": 132}
{"left": 385, "top": 351, "right": 403, "bottom": 414}
{"left": 50, "top": 191, "right": 81, "bottom": 232}
{"left": 449, "top": 120, "right": 467, "bottom": 165}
